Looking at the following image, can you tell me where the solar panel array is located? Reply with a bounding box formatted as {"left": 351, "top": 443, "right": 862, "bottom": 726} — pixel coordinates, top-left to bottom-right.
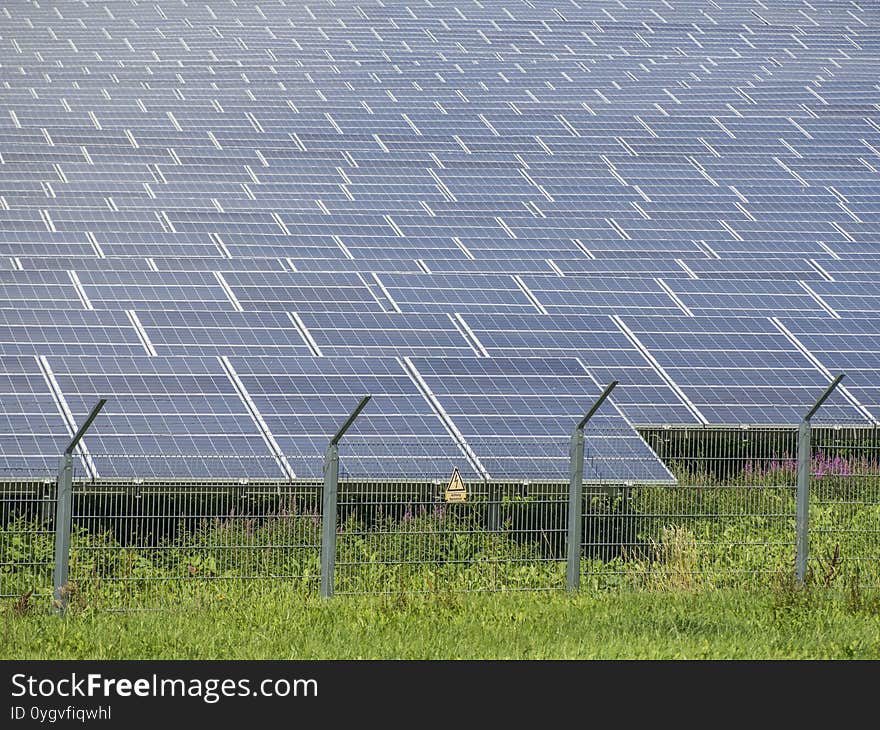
{"left": 0, "top": 0, "right": 878, "bottom": 479}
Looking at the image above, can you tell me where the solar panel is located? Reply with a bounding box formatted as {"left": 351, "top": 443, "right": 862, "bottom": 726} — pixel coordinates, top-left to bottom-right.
{"left": 47, "top": 355, "right": 283, "bottom": 479}
{"left": 620, "top": 315, "right": 863, "bottom": 425}
{"left": 221, "top": 271, "right": 391, "bottom": 313}
{"left": 226, "top": 356, "right": 471, "bottom": 479}
{"left": 76, "top": 270, "right": 234, "bottom": 311}
{"left": 0, "top": 309, "right": 146, "bottom": 357}
{"left": 299, "top": 312, "right": 476, "bottom": 358}
{"left": 806, "top": 282, "right": 880, "bottom": 317}
{"left": 519, "top": 275, "right": 688, "bottom": 316}
{"left": 459, "top": 312, "right": 700, "bottom": 425}
{"left": 774, "top": 317, "right": 880, "bottom": 422}
{"left": 134, "top": 310, "right": 315, "bottom": 358}
{"left": 375, "top": 273, "right": 539, "bottom": 314}
{"left": 0, "top": 356, "right": 71, "bottom": 474}
{"left": 407, "top": 356, "right": 674, "bottom": 481}
{"left": 659, "top": 279, "right": 834, "bottom": 318}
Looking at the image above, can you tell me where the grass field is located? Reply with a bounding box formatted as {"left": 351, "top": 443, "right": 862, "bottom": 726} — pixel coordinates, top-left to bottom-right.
{"left": 3, "top": 581, "right": 880, "bottom": 660}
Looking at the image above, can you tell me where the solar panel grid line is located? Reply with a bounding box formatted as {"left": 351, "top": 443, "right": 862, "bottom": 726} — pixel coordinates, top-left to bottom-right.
{"left": 34, "top": 354, "right": 98, "bottom": 479}
{"left": 611, "top": 315, "right": 710, "bottom": 426}
{"left": 447, "top": 312, "right": 490, "bottom": 357}
{"left": 360, "top": 271, "right": 403, "bottom": 313}
{"left": 123, "top": 309, "right": 157, "bottom": 356}
{"left": 654, "top": 277, "right": 695, "bottom": 316}
{"left": 797, "top": 280, "right": 842, "bottom": 318}
{"left": 216, "top": 355, "right": 294, "bottom": 479}
{"left": 510, "top": 274, "right": 549, "bottom": 314}
{"left": 286, "top": 311, "right": 324, "bottom": 357}
{"left": 768, "top": 317, "right": 878, "bottom": 424}
{"left": 397, "top": 355, "right": 490, "bottom": 480}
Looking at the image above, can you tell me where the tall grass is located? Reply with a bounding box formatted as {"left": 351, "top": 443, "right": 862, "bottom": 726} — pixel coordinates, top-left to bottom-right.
{"left": 4, "top": 586, "right": 880, "bottom": 659}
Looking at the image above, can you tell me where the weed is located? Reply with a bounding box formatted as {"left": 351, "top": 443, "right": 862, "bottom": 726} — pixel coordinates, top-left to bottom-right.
{"left": 12, "top": 590, "right": 32, "bottom": 616}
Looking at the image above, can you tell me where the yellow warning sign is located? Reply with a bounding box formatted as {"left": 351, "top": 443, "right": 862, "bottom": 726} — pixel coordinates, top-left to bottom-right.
{"left": 444, "top": 467, "right": 467, "bottom": 503}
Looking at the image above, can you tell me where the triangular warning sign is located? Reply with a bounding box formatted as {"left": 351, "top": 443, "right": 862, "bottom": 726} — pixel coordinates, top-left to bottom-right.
{"left": 444, "top": 466, "right": 466, "bottom": 503}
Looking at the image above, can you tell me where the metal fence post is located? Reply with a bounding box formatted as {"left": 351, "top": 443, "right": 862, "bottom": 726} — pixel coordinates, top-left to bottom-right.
{"left": 53, "top": 398, "right": 106, "bottom": 615}
{"left": 320, "top": 443, "right": 339, "bottom": 598}
{"left": 566, "top": 428, "right": 585, "bottom": 590}
{"left": 320, "top": 395, "right": 372, "bottom": 598}
{"left": 796, "top": 374, "right": 845, "bottom": 585}
{"left": 52, "top": 453, "right": 74, "bottom": 613}
{"left": 567, "top": 381, "right": 618, "bottom": 592}
{"left": 795, "top": 419, "right": 811, "bottom": 584}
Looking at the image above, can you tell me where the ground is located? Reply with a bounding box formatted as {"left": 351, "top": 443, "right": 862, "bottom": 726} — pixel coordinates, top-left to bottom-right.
{"left": 3, "top": 586, "right": 879, "bottom": 660}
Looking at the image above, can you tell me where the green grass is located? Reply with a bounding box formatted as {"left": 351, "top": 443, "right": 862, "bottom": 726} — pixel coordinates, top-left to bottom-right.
{"left": 3, "top": 583, "right": 880, "bottom": 659}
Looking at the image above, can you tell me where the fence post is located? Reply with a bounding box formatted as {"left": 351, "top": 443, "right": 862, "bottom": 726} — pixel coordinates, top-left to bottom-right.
{"left": 53, "top": 398, "right": 106, "bottom": 615}
{"left": 566, "top": 429, "right": 585, "bottom": 591}
{"left": 320, "top": 443, "right": 339, "bottom": 598}
{"left": 796, "top": 374, "right": 845, "bottom": 585}
{"left": 320, "top": 395, "right": 372, "bottom": 598}
{"left": 52, "top": 453, "right": 74, "bottom": 613}
{"left": 567, "top": 381, "right": 618, "bottom": 592}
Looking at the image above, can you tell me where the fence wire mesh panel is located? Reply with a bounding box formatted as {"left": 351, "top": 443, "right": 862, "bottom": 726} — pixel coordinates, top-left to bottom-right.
{"left": 65, "top": 455, "right": 322, "bottom": 611}
{"left": 7, "top": 423, "right": 880, "bottom": 609}
{"left": 589, "top": 427, "right": 800, "bottom": 589}
{"left": 810, "top": 425, "right": 880, "bottom": 591}
{"left": 0, "top": 470, "right": 56, "bottom": 602}
{"left": 334, "top": 441, "right": 568, "bottom": 594}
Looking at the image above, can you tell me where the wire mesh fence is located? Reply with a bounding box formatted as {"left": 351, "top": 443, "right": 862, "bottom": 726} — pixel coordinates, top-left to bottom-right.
{"left": 587, "top": 427, "right": 801, "bottom": 589}
{"left": 335, "top": 479, "right": 568, "bottom": 594}
{"left": 67, "top": 480, "right": 322, "bottom": 611}
{"left": 1, "top": 423, "right": 879, "bottom": 610}
{"left": 579, "top": 484, "right": 797, "bottom": 590}
{"left": 809, "top": 424, "right": 880, "bottom": 590}
{"left": 333, "top": 439, "right": 569, "bottom": 594}
{"left": 0, "top": 470, "right": 56, "bottom": 602}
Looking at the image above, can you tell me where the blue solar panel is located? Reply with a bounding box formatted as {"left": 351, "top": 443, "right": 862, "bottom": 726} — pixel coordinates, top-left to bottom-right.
{"left": 459, "top": 312, "right": 700, "bottom": 425}
{"left": 226, "top": 356, "right": 470, "bottom": 479}
{"left": 407, "top": 356, "right": 674, "bottom": 481}
{"left": 134, "top": 310, "right": 315, "bottom": 358}
{"left": 0, "top": 356, "right": 71, "bottom": 474}
{"left": 774, "top": 317, "right": 880, "bottom": 422}
{"left": 621, "top": 315, "right": 862, "bottom": 425}
{"left": 299, "top": 312, "right": 476, "bottom": 358}
{"left": 47, "top": 355, "right": 282, "bottom": 479}
{"left": 0, "top": 309, "right": 146, "bottom": 357}
{"left": 0, "top": 0, "right": 878, "bottom": 478}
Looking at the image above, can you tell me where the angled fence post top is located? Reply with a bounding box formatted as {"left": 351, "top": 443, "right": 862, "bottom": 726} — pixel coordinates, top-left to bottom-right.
{"left": 329, "top": 395, "right": 372, "bottom": 447}
{"left": 803, "top": 374, "right": 845, "bottom": 422}
{"left": 796, "top": 374, "right": 845, "bottom": 586}
{"left": 574, "top": 380, "right": 619, "bottom": 433}
{"left": 64, "top": 398, "right": 107, "bottom": 454}
{"left": 567, "top": 380, "right": 618, "bottom": 593}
